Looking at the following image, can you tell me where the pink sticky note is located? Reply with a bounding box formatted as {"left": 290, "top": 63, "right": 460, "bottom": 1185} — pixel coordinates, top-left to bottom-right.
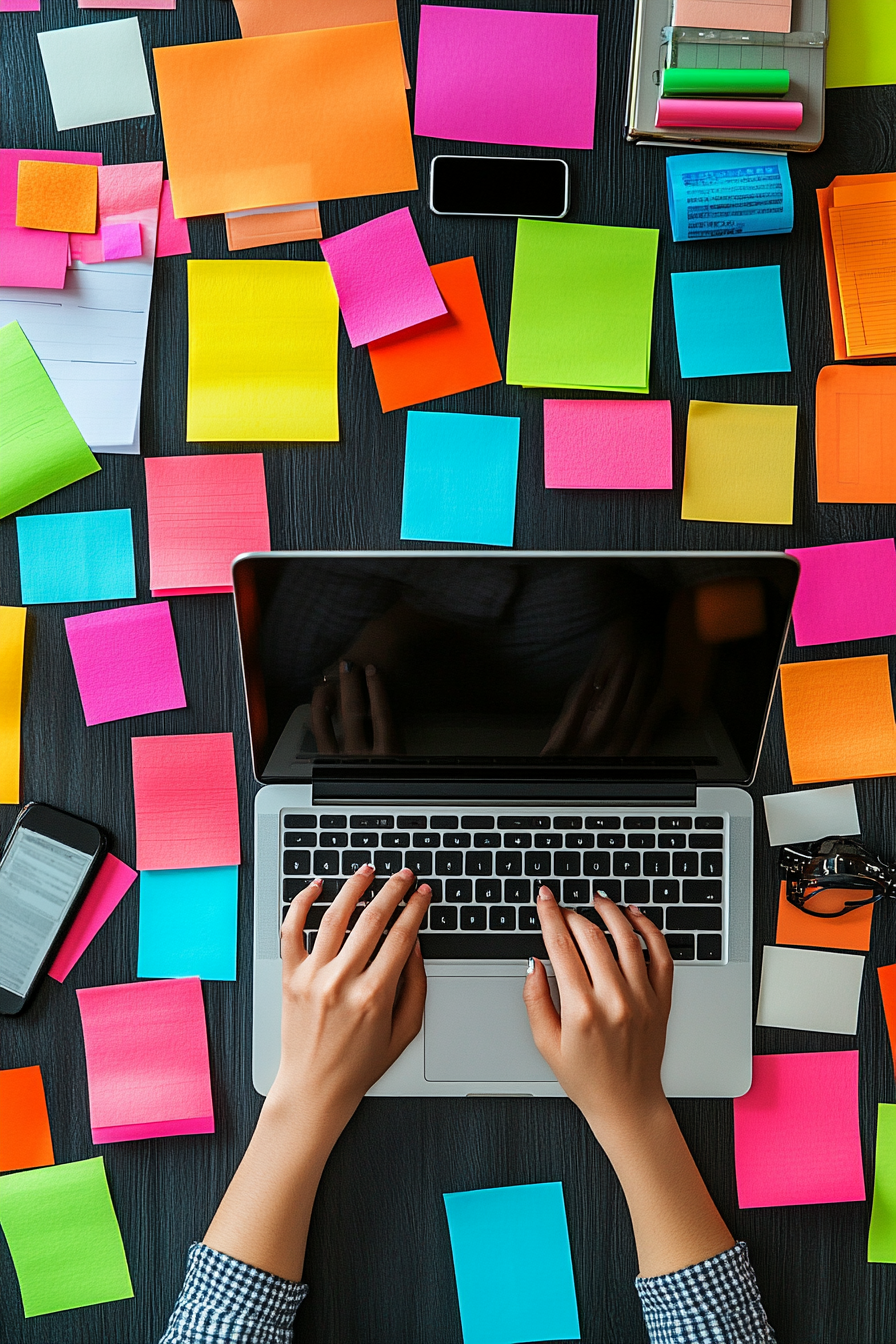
{"left": 76, "top": 978, "right": 214, "bottom": 1143}
{"left": 733, "top": 1052, "right": 865, "bottom": 1208}
{"left": 48, "top": 854, "right": 137, "bottom": 982}
{"left": 0, "top": 147, "right": 101, "bottom": 288}
{"left": 785, "top": 539, "right": 896, "bottom": 647}
{"left": 320, "top": 207, "right": 446, "bottom": 347}
{"left": 543, "top": 400, "right": 673, "bottom": 490}
{"left": 144, "top": 454, "right": 270, "bottom": 596}
{"left": 155, "top": 180, "right": 190, "bottom": 258}
{"left": 415, "top": 5, "right": 598, "bottom": 150}
{"left": 80, "top": 0, "right": 174, "bottom": 7}
{"left": 131, "top": 733, "right": 240, "bottom": 870}
{"left": 100, "top": 221, "right": 142, "bottom": 260}
{"left": 1, "top": 0, "right": 40, "bottom": 10}
{"left": 71, "top": 159, "right": 163, "bottom": 264}
{"left": 65, "top": 602, "right": 187, "bottom": 726}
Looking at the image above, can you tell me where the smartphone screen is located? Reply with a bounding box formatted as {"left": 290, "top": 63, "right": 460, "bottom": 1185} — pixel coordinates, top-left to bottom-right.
{"left": 430, "top": 156, "right": 568, "bottom": 219}
{"left": 0, "top": 824, "right": 95, "bottom": 998}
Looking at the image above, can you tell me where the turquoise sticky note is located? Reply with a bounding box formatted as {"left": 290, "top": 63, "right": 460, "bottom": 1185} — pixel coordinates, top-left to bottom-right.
{"left": 401, "top": 410, "right": 520, "bottom": 547}
{"left": 443, "top": 1181, "right": 580, "bottom": 1344}
{"left": 670, "top": 265, "right": 791, "bottom": 379}
{"left": 16, "top": 510, "right": 136, "bottom": 605}
{"left": 137, "top": 866, "right": 238, "bottom": 981}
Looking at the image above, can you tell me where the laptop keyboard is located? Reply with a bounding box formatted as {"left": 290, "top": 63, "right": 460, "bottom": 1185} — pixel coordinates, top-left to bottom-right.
{"left": 281, "top": 810, "right": 727, "bottom": 963}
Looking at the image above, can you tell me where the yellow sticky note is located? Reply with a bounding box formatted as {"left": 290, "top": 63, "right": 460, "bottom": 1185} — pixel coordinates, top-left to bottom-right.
{"left": 186, "top": 259, "right": 339, "bottom": 442}
{"left": 681, "top": 400, "right": 797, "bottom": 524}
{"left": 0, "top": 607, "right": 26, "bottom": 805}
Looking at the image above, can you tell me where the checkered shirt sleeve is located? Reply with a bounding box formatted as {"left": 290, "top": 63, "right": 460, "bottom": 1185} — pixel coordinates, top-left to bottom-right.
{"left": 636, "top": 1241, "right": 776, "bottom": 1344}
{"left": 159, "top": 1242, "right": 307, "bottom": 1344}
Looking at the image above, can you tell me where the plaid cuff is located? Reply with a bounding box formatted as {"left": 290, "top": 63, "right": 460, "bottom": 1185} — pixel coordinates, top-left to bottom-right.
{"left": 159, "top": 1242, "right": 308, "bottom": 1344}
{"left": 635, "top": 1241, "right": 776, "bottom": 1344}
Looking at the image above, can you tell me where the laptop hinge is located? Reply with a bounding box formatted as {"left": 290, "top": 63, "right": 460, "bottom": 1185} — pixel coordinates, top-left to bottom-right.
{"left": 311, "top": 768, "right": 698, "bottom": 805}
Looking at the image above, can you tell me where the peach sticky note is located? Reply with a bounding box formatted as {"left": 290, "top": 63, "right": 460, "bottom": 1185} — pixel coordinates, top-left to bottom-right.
{"left": 673, "top": 0, "right": 791, "bottom": 32}
{"left": 153, "top": 23, "right": 416, "bottom": 218}
{"left": 131, "top": 732, "right": 240, "bottom": 870}
{"left": 775, "top": 880, "right": 873, "bottom": 953}
{"left": 100, "top": 221, "right": 141, "bottom": 261}
{"left": 232, "top": 0, "right": 410, "bottom": 87}
{"left": 733, "top": 1051, "right": 865, "bottom": 1208}
{"left": 155, "top": 181, "right": 190, "bottom": 258}
{"left": 878, "top": 964, "right": 896, "bottom": 1078}
{"left": 48, "top": 854, "right": 138, "bottom": 982}
{"left": 815, "top": 365, "right": 896, "bottom": 504}
{"left": 0, "top": 1067, "right": 54, "bottom": 1173}
{"left": 16, "top": 160, "right": 97, "bottom": 234}
{"left": 0, "top": 606, "right": 26, "bottom": 806}
{"left": 682, "top": 400, "right": 797, "bottom": 524}
{"left": 76, "top": 978, "right": 214, "bottom": 1142}
{"left": 225, "top": 202, "right": 322, "bottom": 252}
{"left": 543, "top": 399, "right": 672, "bottom": 490}
{"left": 780, "top": 654, "right": 896, "bottom": 784}
{"left": 144, "top": 454, "right": 270, "bottom": 596}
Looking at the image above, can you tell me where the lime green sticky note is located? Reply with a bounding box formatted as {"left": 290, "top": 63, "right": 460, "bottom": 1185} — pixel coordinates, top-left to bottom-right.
{"left": 0, "top": 1157, "right": 133, "bottom": 1317}
{"left": 869, "top": 1103, "right": 896, "bottom": 1262}
{"left": 506, "top": 219, "right": 658, "bottom": 393}
{"left": 0, "top": 321, "right": 100, "bottom": 521}
{"left": 827, "top": 0, "right": 896, "bottom": 89}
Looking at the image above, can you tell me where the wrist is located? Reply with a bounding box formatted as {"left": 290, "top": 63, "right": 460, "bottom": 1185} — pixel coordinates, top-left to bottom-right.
{"left": 583, "top": 1093, "right": 677, "bottom": 1169}
{"left": 260, "top": 1079, "right": 349, "bottom": 1163}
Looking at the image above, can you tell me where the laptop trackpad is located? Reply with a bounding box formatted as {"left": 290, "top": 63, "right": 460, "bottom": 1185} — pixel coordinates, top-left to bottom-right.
{"left": 424, "top": 977, "right": 557, "bottom": 1083}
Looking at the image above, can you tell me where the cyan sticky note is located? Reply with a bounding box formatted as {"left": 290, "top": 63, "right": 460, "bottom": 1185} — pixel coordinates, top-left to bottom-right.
{"left": 670, "top": 265, "right": 791, "bottom": 378}
{"left": 401, "top": 410, "right": 520, "bottom": 547}
{"left": 137, "top": 866, "right": 238, "bottom": 981}
{"left": 443, "top": 1181, "right": 580, "bottom": 1344}
{"left": 16, "top": 510, "right": 136, "bottom": 605}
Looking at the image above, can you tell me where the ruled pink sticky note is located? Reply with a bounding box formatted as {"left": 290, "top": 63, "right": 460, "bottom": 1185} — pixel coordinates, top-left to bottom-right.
{"left": 155, "top": 180, "right": 190, "bottom": 257}
{"left": 48, "top": 855, "right": 137, "bottom": 982}
{"left": 320, "top": 207, "right": 446, "bottom": 347}
{"left": 100, "top": 221, "right": 142, "bottom": 260}
{"left": 131, "top": 732, "right": 240, "bottom": 870}
{"left": 543, "top": 400, "right": 673, "bottom": 490}
{"left": 65, "top": 602, "right": 186, "bottom": 726}
{"left": 0, "top": 147, "right": 101, "bottom": 287}
{"left": 733, "top": 1052, "right": 865, "bottom": 1208}
{"left": 144, "top": 454, "right": 270, "bottom": 596}
{"left": 76, "top": 978, "right": 213, "bottom": 1143}
{"left": 785, "top": 539, "right": 896, "bottom": 647}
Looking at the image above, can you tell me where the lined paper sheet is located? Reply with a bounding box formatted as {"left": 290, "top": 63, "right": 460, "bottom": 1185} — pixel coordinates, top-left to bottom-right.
{"left": 829, "top": 201, "right": 896, "bottom": 358}
{"left": 815, "top": 364, "right": 896, "bottom": 503}
{"left": 131, "top": 732, "right": 240, "bottom": 870}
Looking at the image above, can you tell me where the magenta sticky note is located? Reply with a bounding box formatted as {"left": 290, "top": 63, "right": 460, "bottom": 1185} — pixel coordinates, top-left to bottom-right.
{"left": 733, "top": 1051, "right": 865, "bottom": 1209}
{"left": 320, "top": 207, "right": 446, "bottom": 347}
{"left": 64, "top": 602, "right": 187, "bottom": 726}
{"left": 786, "top": 539, "right": 896, "bottom": 647}
{"left": 0, "top": 147, "right": 102, "bottom": 288}
{"left": 543, "top": 400, "right": 672, "bottom": 490}
{"left": 48, "top": 854, "right": 137, "bottom": 982}
{"left": 76, "top": 977, "right": 214, "bottom": 1143}
{"left": 155, "top": 180, "right": 190, "bottom": 258}
{"left": 415, "top": 5, "right": 598, "bottom": 150}
{"left": 100, "top": 220, "right": 142, "bottom": 260}
{"left": 0, "top": 0, "right": 40, "bottom": 11}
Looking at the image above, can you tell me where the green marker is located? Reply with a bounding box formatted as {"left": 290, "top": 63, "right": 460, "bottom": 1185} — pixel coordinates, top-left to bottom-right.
{"left": 662, "top": 68, "right": 790, "bottom": 97}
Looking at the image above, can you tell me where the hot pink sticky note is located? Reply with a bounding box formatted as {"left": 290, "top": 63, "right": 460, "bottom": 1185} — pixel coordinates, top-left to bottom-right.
{"left": 543, "top": 400, "right": 673, "bottom": 490}
{"left": 100, "top": 220, "right": 142, "bottom": 260}
{"left": 786, "top": 539, "right": 896, "bottom": 647}
{"left": 76, "top": 978, "right": 214, "bottom": 1143}
{"left": 733, "top": 1052, "right": 865, "bottom": 1208}
{"left": 155, "top": 180, "right": 190, "bottom": 257}
{"left": 65, "top": 602, "right": 187, "bottom": 726}
{"left": 144, "top": 454, "right": 270, "bottom": 596}
{"left": 48, "top": 854, "right": 137, "bottom": 982}
{"left": 414, "top": 5, "right": 598, "bottom": 150}
{"left": 131, "top": 732, "right": 240, "bottom": 870}
{"left": 80, "top": 0, "right": 174, "bottom": 8}
{"left": 320, "top": 207, "right": 446, "bottom": 347}
{"left": 0, "top": 148, "right": 101, "bottom": 288}
{"left": 1, "top": 0, "right": 40, "bottom": 11}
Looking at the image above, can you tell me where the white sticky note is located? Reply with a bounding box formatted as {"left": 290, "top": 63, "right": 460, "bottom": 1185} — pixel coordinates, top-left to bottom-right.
{"left": 763, "top": 785, "right": 861, "bottom": 847}
{"left": 756, "top": 945, "right": 864, "bottom": 1035}
{"left": 37, "top": 19, "right": 155, "bottom": 132}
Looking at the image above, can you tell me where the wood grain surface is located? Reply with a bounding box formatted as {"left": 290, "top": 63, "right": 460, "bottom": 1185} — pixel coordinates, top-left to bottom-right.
{"left": 2, "top": 1, "right": 896, "bottom": 1340}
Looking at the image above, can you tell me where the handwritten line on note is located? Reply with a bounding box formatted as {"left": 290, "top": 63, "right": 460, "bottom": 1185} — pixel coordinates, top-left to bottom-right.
{"left": 132, "top": 732, "right": 240, "bottom": 870}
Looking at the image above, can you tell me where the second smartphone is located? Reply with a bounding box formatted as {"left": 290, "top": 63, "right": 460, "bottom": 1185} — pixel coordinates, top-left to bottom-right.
{"left": 429, "top": 155, "right": 569, "bottom": 220}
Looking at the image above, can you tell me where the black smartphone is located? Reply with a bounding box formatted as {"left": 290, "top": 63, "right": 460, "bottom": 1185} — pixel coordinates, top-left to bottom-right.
{"left": 429, "top": 155, "right": 569, "bottom": 220}
{"left": 0, "top": 803, "right": 107, "bottom": 1015}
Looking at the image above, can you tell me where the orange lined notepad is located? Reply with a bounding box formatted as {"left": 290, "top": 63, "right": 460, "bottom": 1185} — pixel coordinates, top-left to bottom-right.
{"left": 131, "top": 733, "right": 240, "bottom": 870}
{"left": 815, "top": 365, "right": 896, "bottom": 503}
{"left": 817, "top": 174, "right": 896, "bottom": 361}
{"left": 780, "top": 655, "right": 896, "bottom": 784}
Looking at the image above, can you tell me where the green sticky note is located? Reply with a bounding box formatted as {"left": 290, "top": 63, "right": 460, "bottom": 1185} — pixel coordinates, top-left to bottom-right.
{"left": 506, "top": 219, "right": 658, "bottom": 393}
{"left": 0, "top": 321, "right": 100, "bottom": 521}
{"left": 827, "top": 0, "right": 896, "bottom": 88}
{"left": 0, "top": 1157, "right": 133, "bottom": 1317}
{"left": 869, "top": 1103, "right": 896, "bottom": 1262}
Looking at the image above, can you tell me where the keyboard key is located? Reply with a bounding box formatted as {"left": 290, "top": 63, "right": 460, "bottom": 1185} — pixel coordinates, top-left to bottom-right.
{"left": 701, "top": 853, "right": 724, "bottom": 877}
{"left": 553, "top": 816, "right": 582, "bottom": 829}
{"left": 672, "top": 853, "right": 700, "bottom": 877}
{"left": 320, "top": 814, "right": 347, "bottom": 828}
{"left": 461, "top": 815, "right": 494, "bottom": 829}
{"left": 495, "top": 852, "right": 523, "bottom": 876}
{"left": 658, "top": 816, "right": 691, "bottom": 830}
{"left": 425, "top": 879, "right": 444, "bottom": 902}
{"left": 445, "top": 880, "right": 473, "bottom": 903}
{"left": 562, "top": 880, "right": 590, "bottom": 904}
{"left": 284, "top": 814, "right": 316, "bottom": 828}
{"left": 397, "top": 815, "right": 426, "bottom": 828}
{"left": 504, "top": 879, "right": 532, "bottom": 903}
{"left": 382, "top": 832, "right": 410, "bottom": 847}
{"left": 465, "top": 853, "right": 493, "bottom": 877}
{"left": 284, "top": 831, "right": 316, "bottom": 847}
{"left": 538, "top": 879, "right": 561, "bottom": 899}
{"left": 597, "top": 833, "right": 626, "bottom": 849}
{"left": 475, "top": 879, "right": 503, "bottom": 903}
{"left": 304, "top": 930, "right": 317, "bottom": 952}
{"left": 499, "top": 815, "right": 550, "bottom": 829}
{"left": 534, "top": 833, "right": 562, "bottom": 849}
{"left": 443, "top": 832, "right": 471, "bottom": 849}
{"left": 320, "top": 832, "right": 347, "bottom": 848}
{"left": 624, "top": 880, "right": 650, "bottom": 903}
{"left": 554, "top": 853, "right": 581, "bottom": 877}
{"left": 682, "top": 880, "right": 722, "bottom": 904}
{"left": 320, "top": 879, "right": 341, "bottom": 900}
{"left": 643, "top": 853, "right": 670, "bottom": 877}
{"left": 436, "top": 852, "right": 465, "bottom": 876}
{"left": 627, "top": 834, "right": 655, "bottom": 849}
{"left": 351, "top": 832, "right": 377, "bottom": 847}
{"left": 504, "top": 832, "right": 532, "bottom": 849}
{"left": 489, "top": 907, "right": 516, "bottom": 930}
{"left": 350, "top": 814, "right": 393, "bottom": 829}
{"left": 474, "top": 833, "right": 502, "bottom": 849}
{"left": 525, "top": 853, "right": 553, "bottom": 878}
{"left": 430, "top": 815, "right": 458, "bottom": 829}
{"left": 688, "top": 834, "right": 724, "bottom": 849}
{"left": 613, "top": 853, "right": 640, "bottom": 877}
{"left": 413, "top": 833, "right": 440, "bottom": 848}
{"left": 592, "top": 879, "right": 621, "bottom": 901}
{"left": 658, "top": 834, "right": 686, "bottom": 849}
{"left": 666, "top": 907, "right": 722, "bottom": 931}
{"left": 283, "top": 879, "right": 308, "bottom": 900}
{"left": 695, "top": 816, "right": 724, "bottom": 830}
{"left": 342, "top": 850, "right": 371, "bottom": 876}
{"left": 460, "top": 907, "right": 487, "bottom": 930}
{"left": 429, "top": 906, "right": 458, "bottom": 931}
{"left": 652, "top": 880, "right": 680, "bottom": 904}
{"left": 582, "top": 853, "right": 611, "bottom": 877}
{"left": 624, "top": 816, "right": 655, "bottom": 829}
{"left": 283, "top": 852, "right": 311, "bottom": 876}
{"left": 564, "top": 833, "right": 594, "bottom": 849}
{"left": 406, "top": 851, "right": 433, "bottom": 877}
{"left": 698, "top": 934, "right": 723, "bottom": 960}
{"left": 665, "top": 934, "right": 695, "bottom": 960}
{"left": 375, "top": 851, "right": 404, "bottom": 876}
{"left": 313, "top": 851, "right": 341, "bottom": 876}
{"left": 303, "top": 905, "right": 327, "bottom": 929}
{"left": 518, "top": 907, "right": 541, "bottom": 930}
{"left": 585, "top": 816, "right": 621, "bottom": 829}
{"left": 640, "top": 907, "right": 663, "bottom": 929}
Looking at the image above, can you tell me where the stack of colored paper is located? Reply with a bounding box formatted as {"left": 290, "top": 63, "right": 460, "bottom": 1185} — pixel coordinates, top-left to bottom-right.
{"left": 817, "top": 173, "right": 896, "bottom": 359}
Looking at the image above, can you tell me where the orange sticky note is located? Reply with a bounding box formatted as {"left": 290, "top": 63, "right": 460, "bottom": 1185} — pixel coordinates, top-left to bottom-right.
{"left": 775, "top": 880, "right": 873, "bottom": 953}
{"left": 817, "top": 174, "right": 896, "bottom": 361}
{"left": 131, "top": 732, "right": 241, "bottom": 871}
{"left": 232, "top": 0, "right": 411, "bottom": 87}
{"left": 878, "top": 964, "right": 896, "bottom": 1078}
{"left": 153, "top": 23, "right": 416, "bottom": 218}
{"left": 815, "top": 365, "right": 896, "bottom": 503}
{"left": 367, "top": 257, "right": 502, "bottom": 412}
{"left": 0, "top": 1066, "right": 54, "bottom": 1173}
{"left": 15, "top": 160, "right": 97, "bottom": 234}
{"left": 225, "top": 204, "right": 322, "bottom": 252}
{"left": 780, "top": 655, "right": 896, "bottom": 784}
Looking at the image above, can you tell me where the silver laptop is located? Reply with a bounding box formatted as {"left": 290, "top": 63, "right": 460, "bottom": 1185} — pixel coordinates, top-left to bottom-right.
{"left": 233, "top": 551, "right": 798, "bottom": 1100}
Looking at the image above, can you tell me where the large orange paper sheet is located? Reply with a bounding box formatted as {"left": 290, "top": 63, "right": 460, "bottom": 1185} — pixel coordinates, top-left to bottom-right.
{"left": 775, "top": 880, "right": 873, "bottom": 952}
{"left": 879, "top": 964, "right": 896, "bottom": 1078}
{"left": 153, "top": 24, "right": 416, "bottom": 218}
{"left": 817, "top": 174, "right": 896, "bottom": 360}
{"left": 232, "top": 0, "right": 410, "bottom": 87}
{"left": 0, "top": 1066, "right": 54, "bottom": 1173}
{"left": 815, "top": 365, "right": 896, "bottom": 503}
{"left": 780, "top": 655, "right": 896, "bottom": 784}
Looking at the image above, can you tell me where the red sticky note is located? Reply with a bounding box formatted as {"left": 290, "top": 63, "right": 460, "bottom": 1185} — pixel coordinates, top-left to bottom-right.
{"left": 48, "top": 854, "right": 138, "bottom": 982}
{"left": 879, "top": 964, "right": 896, "bottom": 1079}
{"left": 155, "top": 180, "right": 190, "bottom": 258}
{"left": 0, "top": 1066, "right": 54, "bottom": 1173}
{"left": 131, "top": 732, "right": 240, "bottom": 870}
{"left": 543, "top": 399, "right": 673, "bottom": 490}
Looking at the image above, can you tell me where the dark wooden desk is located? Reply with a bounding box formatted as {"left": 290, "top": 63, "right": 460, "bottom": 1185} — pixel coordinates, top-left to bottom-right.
{"left": 2, "top": 2, "right": 895, "bottom": 1340}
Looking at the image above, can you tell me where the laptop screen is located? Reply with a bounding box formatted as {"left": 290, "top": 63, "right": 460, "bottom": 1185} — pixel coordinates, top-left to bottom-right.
{"left": 233, "top": 552, "right": 798, "bottom": 785}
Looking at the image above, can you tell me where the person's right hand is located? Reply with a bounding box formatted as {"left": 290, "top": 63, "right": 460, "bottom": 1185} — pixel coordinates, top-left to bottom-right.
{"left": 311, "top": 660, "right": 401, "bottom": 755}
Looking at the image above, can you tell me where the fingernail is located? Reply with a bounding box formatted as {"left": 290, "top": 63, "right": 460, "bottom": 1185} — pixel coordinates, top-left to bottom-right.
{"left": 311, "top": 877, "right": 323, "bottom": 887}
{"left": 526, "top": 956, "right": 535, "bottom": 975}
{"left": 594, "top": 890, "right": 609, "bottom": 901}
{"left": 400, "top": 867, "right": 413, "bottom": 878}
{"left": 418, "top": 883, "right": 431, "bottom": 896}
{"left": 341, "top": 660, "right": 353, "bottom": 673}
{"left": 538, "top": 885, "right": 554, "bottom": 902}
{"left": 360, "top": 863, "right": 374, "bottom": 874}
{"left": 366, "top": 663, "right": 377, "bottom": 676}
{"left": 628, "top": 904, "right": 642, "bottom": 916}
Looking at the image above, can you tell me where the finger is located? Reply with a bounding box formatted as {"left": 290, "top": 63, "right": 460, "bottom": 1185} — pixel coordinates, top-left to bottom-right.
{"left": 365, "top": 885, "right": 431, "bottom": 990}
{"left": 535, "top": 886, "right": 592, "bottom": 1003}
{"left": 388, "top": 939, "right": 428, "bottom": 1059}
{"left": 338, "top": 867, "right": 418, "bottom": 970}
{"left": 339, "top": 660, "right": 369, "bottom": 754}
{"left": 541, "top": 650, "right": 609, "bottom": 756}
{"left": 602, "top": 655, "right": 658, "bottom": 757}
{"left": 576, "top": 652, "right": 639, "bottom": 753}
{"left": 591, "top": 895, "right": 652, "bottom": 989}
{"left": 522, "top": 956, "right": 561, "bottom": 1061}
{"left": 312, "top": 865, "right": 375, "bottom": 962}
{"left": 310, "top": 681, "right": 338, "bottom": 754}
{"left": 560, "top": 907, "right": 625, "bottom": 995}
{"left": 366, "top": 664, "right": 400, "bottom": 755}
{"left": 625, "top": 904, "right": 674, "bottom": 1010}
{"left": 280, "top": 878, "right": 323, "bottom": 972}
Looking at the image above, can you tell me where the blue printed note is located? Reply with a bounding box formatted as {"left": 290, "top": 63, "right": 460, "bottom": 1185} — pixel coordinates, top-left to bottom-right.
{"left": 401, "top": 410, "right": 520, "bottom": 547}
{"left": 670, "top": 265, "right": 791, "bottom": 378}
{"left": 16, "top": 509, "right": 136, "bottom": 605}
{"left": 666, "top": 153, "right": 794, "bottom": 243}
{"left": 443, "top": 1181, "right": 580, "bottom": 1344}
{"left": 137, "top": 866, "right": 238, "bottom": 981}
